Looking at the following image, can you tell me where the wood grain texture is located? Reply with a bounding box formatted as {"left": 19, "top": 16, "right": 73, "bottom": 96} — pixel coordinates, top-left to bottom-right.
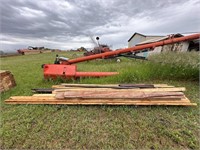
{"left": 60, "top": 83, "right": 174, "bottom": 87}
{"left": 5, "top": 84, "right": 196, "bottom": 106}
{"left": 52, "top": 87, "right": 186, "bottom": 94}
{"left": 5, "top": 100, "right": 196, "bottom": 106}
{"left": 55, "top": 91, "right": 184, "bottom": 99}
{"left": 32, "top": 94, "right": 56, "bottom": 97}
{"left": 5, "top": 95, "right": 196, "bottom": 106}
{"left": 54, "top": 84, "right": 175, "bottom": 89}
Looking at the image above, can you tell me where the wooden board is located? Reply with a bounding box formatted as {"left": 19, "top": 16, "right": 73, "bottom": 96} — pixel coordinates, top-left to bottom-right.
{"left": 52, "top": 87, "right": 186, "bottom": 94}
{"left": 5, "top": 84, "right": 196, "bottom": 106}
{"left": 5, "top": 96, "right": 197, "bottom": 106}
{"left": 60, "top": 83, "right": 174, "bottom": 88}
{"left": 9, "top": 96, "right": 187, "bottom": 101}
{"left": 33, "top": 94, "right": 184, "bottom": 100}
{"left": 55, "top": 91, "right": 184, "bottom": 99}
{"left": 33, "top": 94, "right": 56, "bottom": 97}
{"left": 119, "top": 84, "right": 174, "bottom": 88}
{"left": 61, "top": 83, "right": 118, "bottom": 86}
{"left": 5, "top": 100, "right": 196, "bottom": 106}
{"left": 55, "top": 84, "right": 175, "bottom": 89}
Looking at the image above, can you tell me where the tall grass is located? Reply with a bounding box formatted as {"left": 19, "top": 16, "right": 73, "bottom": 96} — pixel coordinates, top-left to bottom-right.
{"left": 77, "top": 51, "right": 199, "bottom": 84}
{"left": 148, "top": 51, "right": 199, "bottom": 69}
{"left": 148, "top": 51, "right": 199, "bottom": 81}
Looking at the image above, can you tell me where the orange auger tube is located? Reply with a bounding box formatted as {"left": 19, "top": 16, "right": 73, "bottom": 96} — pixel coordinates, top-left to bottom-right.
{"left": 44, "top": 33, "right": 199, "bottom": 79}
{"left": 63, "top": 33, "right": 200, "bottom": 65}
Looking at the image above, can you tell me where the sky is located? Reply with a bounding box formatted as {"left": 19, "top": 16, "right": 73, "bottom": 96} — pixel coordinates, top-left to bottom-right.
{"left": 0, "top": 0, "right": 200, "bottom": 52}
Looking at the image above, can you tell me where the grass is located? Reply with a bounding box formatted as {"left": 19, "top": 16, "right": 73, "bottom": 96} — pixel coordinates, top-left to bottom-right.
{"left": 0, "top": 51, "right": 199, "bottom": 149}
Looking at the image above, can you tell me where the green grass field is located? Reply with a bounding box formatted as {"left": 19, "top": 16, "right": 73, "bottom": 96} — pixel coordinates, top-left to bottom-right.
{"left": 0, "top": 51, "right": 199, "bottom": 149}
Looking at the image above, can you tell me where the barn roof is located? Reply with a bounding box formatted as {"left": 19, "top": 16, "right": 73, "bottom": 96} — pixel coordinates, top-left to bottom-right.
{"left": 128, "top": 32, "right": 165, "bottom": 42}
{"left": 136, "top": 33, "right": 184, "bottom": 45}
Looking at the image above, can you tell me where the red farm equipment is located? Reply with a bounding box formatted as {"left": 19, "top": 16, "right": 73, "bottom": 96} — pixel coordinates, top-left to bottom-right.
{"left": 43, "top": 33, "right": 200, "bottom": 80}
{"left": 83, "top": 44, "right": 112, "bottom": 56}
{"left": 83, "top": 37, "right": 113, "bottom": 58}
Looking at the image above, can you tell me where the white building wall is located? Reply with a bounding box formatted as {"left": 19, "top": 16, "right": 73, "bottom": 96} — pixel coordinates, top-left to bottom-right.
{"left": 172, "top": 42, "right": 189, "bottom": 52}
{"left": 148, "top": 46, "right": 162, "bottom": 56}
{"left": 128, "top": 34, "right": 146, "bottom": 47}
{"left": 162, "top": 42, "right": 189, "bottom": 52}
{"left": 135, "top": 42, "right": 189, "bottom": 58}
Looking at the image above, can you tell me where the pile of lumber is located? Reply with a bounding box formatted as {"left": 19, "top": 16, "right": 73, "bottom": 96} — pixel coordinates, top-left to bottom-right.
{"left": 0, "top": 70, "right": 16, "bottom": 93}
{"left": 5, "top": 84, "right": 196, "bottom": 106}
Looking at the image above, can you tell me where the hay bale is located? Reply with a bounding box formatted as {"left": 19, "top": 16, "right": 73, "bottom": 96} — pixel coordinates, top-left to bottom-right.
{"left": 0, "top": 70, "right": 16, "bottom": 93}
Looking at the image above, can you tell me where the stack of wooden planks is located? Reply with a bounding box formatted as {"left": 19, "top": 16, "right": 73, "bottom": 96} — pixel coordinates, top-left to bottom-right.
{"left": 0, "top": 70, "right": 16, "bottom": 93}
{"left": 5, "top": 84, "right": 197, "bottom": 106}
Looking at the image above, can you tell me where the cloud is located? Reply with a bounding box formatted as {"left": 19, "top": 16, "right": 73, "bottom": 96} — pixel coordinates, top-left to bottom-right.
{"left": 0, "top": 0, "right": 199, "bottom": 52}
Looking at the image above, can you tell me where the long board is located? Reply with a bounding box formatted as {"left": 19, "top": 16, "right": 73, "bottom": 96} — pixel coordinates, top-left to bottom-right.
{"left": 55, "top": 91, "right": 184, "bottom": 99}
{"left": 5, "top": 96, "right": 196, "bottom": 106}
{"left": 53, "top": 87, "right": 185, "bottom": 93}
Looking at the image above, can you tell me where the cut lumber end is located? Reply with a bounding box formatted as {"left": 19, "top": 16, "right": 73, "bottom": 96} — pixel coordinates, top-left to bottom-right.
{"left": 0, "top": 70, "right": 16, "bottom": 93}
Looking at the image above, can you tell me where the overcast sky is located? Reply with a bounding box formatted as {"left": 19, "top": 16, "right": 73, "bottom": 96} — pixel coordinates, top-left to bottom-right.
{"left": 0, "top": 0, "right": 200, "bottom": 52}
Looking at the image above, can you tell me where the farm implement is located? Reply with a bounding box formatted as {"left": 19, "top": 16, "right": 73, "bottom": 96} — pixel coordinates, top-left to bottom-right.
{"left": 42, "top": 33, "right": 200, "bottom": 80}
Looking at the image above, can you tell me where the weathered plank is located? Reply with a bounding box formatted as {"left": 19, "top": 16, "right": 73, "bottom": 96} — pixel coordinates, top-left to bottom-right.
{"left": 10, "top": 96, "right": 55, "bottom": 100}
{"left": 5, "top": 99, "right": 196, "bottom": 106}
{"left": 33, "top": 94, "right": 185, "bottom": 100}
{"left": 6, "top": 99, "right": 189, "bottom": 102}
{"left": 52, "top": 85, "right": 141, "bottom": 89}
{"left": 56, "top": 84, "right": 174, "bottom": 89}
{"left": 53, "top": 87, "right": 186, "bottom": 94}
{"left": 60, "top": 83, "right": 173, "bottom": 87}
{"left": 55, "top": 91, "right": 184, "bottom": 99}
{"left": 32, "top": 94, "right": 55, "bottom": 97}
{"left": 6, "top": 95, "right": 190, "bottom": 102}
{"left": 60, "top": 83, "right": 119, "bottom": 87}
{"left": 9, "top": 96, "right": 188, "bottom": 101}
{"left": 119, "top": 84, "right": 174, "bottom": 88}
